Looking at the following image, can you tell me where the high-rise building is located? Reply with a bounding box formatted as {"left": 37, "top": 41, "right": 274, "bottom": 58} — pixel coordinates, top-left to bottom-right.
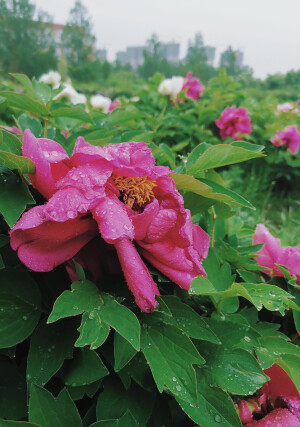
{"left": 204, "top": 46, "right": 216, "bottom": 66}
{"left": 96, "top": 49, "right": 107, "bottom": 61}
{"left": 160, "top": 43, "right": 180, "bottom": 62}
{"left": 116, "top": 41, "right": 180, "bottom": 69}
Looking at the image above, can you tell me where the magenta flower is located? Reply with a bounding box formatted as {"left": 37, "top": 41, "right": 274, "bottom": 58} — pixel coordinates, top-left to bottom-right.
{"left": 182, "top": 72, "right": 204, "bottom": 100}
{"left": 10, "top": 130, "right": 210, "bottom": 312}
{"left": 297, "top": 100, "right": 300, "bottom": 107}
{"left": 1, "top": 126, "right": 22, "bottom": 134}
{"left": 215, "top": 106, "right": 252, "bottom": 140}
{"left": 253, "top": 224, "right": 300, "bottom": 284}
{"left": 238, "top": 364, "right": 300, "bottom": 426}
{"left": 108, "top": 99, "right": 122, "bottom": 113}
{"left": 271, "top": 125, "right": 300, "bottom": 155}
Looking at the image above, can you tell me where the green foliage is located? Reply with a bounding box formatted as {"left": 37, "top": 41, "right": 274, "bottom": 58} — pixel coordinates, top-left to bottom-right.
{"left": 0, "top": 70, "right": 299, "bottom": 427}
{"left": 0, "top": 0, "right": 58, "bottom": 78}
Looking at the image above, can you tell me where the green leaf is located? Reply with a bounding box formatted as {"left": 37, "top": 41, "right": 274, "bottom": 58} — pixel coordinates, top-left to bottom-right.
{"left": 158, "top": 296, "right": 220, "bottom": 343}
{"left": 107, "top": 110, "right": 138, "bottom": 126}
{"left": 0, "top": 92, "right": 49, "bottom": 116}
{"left": 0, "top": 128, "right": 22, "bottom": 155}
{"left": 26, "top": 319, "right": 78, "bottom": 388}
{"left": 202, "top": 346, "right": 268, "bottom": 395}
{"left": 0, "top": 151, "right": 35, "bottom": 174}
{"left": 91, "top": 410, "right": 138, "bottom": 427}
{"left": 186, "top": 143, "right": 264, "bottom": 175}
{"left": 114, "top": 333, "right": 137, "bottom": 372}
{"left": 0, "top": 269, "right": 41, "bottom": 348}
{"left": 171, "top": 174, "right": 254, "bottom": 209}
{"left": 96, "top": 377, "right": 154, "bottom": 426}
{"left": 120, "top": 130, "right": 153, "bottom": 143}
{"left": 32, "top": 80, "right": 52, "bottom": 104}
{"left": 48, "top": 280, "right": 140, "bottom": 351}
{"left": 288, "top": 283, "right": 300, "bottom": 332}
{"left": 277, "top": 355, "right": 300, "bottom": 392}
{"left": 67, "top": 380, "right": 101, "bottom": 401}
{"left": 0, "top": 356, "right": 27, "bottom": 420}
{"left": 256, "top": 336, "right": 300, "bottom": 369}
{"left": 204, "top": 317, "right": 260, "bottom": 351}
{"left": 190, "top": 277, "right": 299, "bottom": 314}
{"left": 177, "top": 368, "right": 242, "bottom": 427}
{"left": 0, "top": 167, "right": 35, "bottom": 227}
{"left": 10, "top": 73, "right": 34, "bottom": 94}
{"left": 76, "top": 311, "right": 110, "bottom": 350}
{"left": 51, "top": 107, "right": 93, "bottom": 124}
{"left": 0, "top": 421, "right": 39, "bottom": 427}
{"left": 29, "top": 385, "right": 82, "bottom": 427}
{"left": 185, "top": 142, "right": 212, "bottom": 170}
{"left": 18, "top": 114, "right": 42, "bottom": 137}
{"left": 231, "top": 141, "right": 265, "bottom": 152}
{"left": 141, "top": 315, "right": 204, "bottom": 404}
{"left": 62, "top": 348, "right": 109, "bottom": 386}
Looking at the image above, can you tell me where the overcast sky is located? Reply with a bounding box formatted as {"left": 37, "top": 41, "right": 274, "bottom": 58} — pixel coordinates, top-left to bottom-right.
{"left": 35, "top": 0, "right": 300, "bottom": 78}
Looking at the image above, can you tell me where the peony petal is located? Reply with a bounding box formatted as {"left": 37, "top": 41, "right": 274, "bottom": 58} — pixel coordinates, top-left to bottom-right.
{"left": 92, "top": 195, "right": 134, "bottom": 244}
{"left": 114, "top": 239, "right": 159, "bottom": 312}
{"left": 261, "top": 364, "right": 300, "bottom": 403}
{"left": 253, "top": 224, "right": 283, "bottom": 274}
{"left": 192, "top": 224, "right": 210, "bottom": 261}
{"left": 246, "top": 408, "right": 300, "bottom": 426}
{"left": 105, "top": 141, "right": 156, "bottom": 177}
{"left": 43, "top": 187, "right": 96, "bottom": 221}
{"left": 275, "top": 396, "right": 300, "bottom": 418}
{"left": 138, "top": 239, "right": 207, "bottom": 290}
{"left": 10, "top": 205, "right": 98, "bottom": 271}
{"left": 23, "top": 129, "right": 70, "bottom": 199}
{"left": 131, "top": 199, "right": 159, "bottom": 240}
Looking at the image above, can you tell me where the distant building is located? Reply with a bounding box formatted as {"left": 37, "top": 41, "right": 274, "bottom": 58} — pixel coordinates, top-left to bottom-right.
{"left": 219, "top": 47, "right": 244, "bottom": 69}
{"left": 204, "top": 46, "right": 216, "bottom": 66}
{"left": 41, "top": 22, "right": 65, "bottom": 59}
{"left": 96, "top": 49, "right": 107, "bottom": 61}
{"left": 160, "top": 42, "right": 180, "bottom": 62}
{"left": 234, "top": 49, "right": 244, "bottom": 68}
{"left": 116, "top": 46, "right": 149, "bottom": 68}
{"left": 116, "top": 41, "right": 180, "bottom": 69}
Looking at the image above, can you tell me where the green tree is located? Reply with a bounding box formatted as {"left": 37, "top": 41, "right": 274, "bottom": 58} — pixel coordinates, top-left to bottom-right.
{"left": 61, "top": 0, "right": 96, "bottom": 69}
{"left": 138, "top": 34, "right": 176, "bottom": 79}
{"left": 184, "top": 33, "right": 217, "bottom": 82}
{"left": 0, "top": 0, "right": 58, "bottom": 77}
{"left": 219, "top": 46, "right": 241, "bottom": 76}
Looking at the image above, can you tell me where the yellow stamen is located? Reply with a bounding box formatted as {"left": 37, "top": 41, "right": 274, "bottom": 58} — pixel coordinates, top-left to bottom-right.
{"left": 112, "top": 175, "right": 157, "bottom": 210}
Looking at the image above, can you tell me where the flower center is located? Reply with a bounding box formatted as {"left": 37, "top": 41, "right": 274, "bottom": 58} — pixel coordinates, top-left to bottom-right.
{"left": 112, "top": 175, "right": 156, "bottom": 211}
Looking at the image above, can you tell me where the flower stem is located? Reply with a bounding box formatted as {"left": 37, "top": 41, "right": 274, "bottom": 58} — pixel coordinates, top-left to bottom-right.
{"left": 154, "top": 101, "right": 168, "bottom": 132}
{"left": 44, "top": 118, "right": 48, "bottom": 138}
{"left": 211, "top": 206, "right": 217, "bottom": 247}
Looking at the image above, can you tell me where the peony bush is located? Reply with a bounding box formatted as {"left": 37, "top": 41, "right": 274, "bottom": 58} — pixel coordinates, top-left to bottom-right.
{"left": 0, "top": 71, "right": 299, "bottom": 426}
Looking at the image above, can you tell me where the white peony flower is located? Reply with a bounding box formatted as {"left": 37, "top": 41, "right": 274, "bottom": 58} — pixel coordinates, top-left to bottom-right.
{"left": 158, "top": 76, "right": 184, "bottom": 98}
{"left": 54, "top": 84, "right": 87, "bottom": 105}
{"left": 39, "top": 71, "right": 61, "bottom": 88}
{"left": 277, "top": 102, "right": 294, "bottom": 113}
{"left": 90, "top": 94, "right": 112, "bottom": 114}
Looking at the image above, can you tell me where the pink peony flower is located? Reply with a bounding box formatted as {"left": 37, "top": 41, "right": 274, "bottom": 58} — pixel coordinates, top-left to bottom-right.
{"left": 246, "top": 408, "right": 300, "bottom": 426}
{"left": 158, "top": 72, "right": 204, "bottom": 101}
{"left": 108, "top": 99, "right": 122, "bottom": 113}
{"left": 215, "top": 106, "right": 252, "bottom": 140}
{"left": 237, "top": 364, "right": 300, "bottom": 426}
{"left": 182, "top": 72, "right": 204, "bottom": 100}
{"left": 10, "top": 130, "right": 210, "bottom": 313}
{"left": 277, "top": 102, "right": 294, "bottom": 113}
{"left": 253, "top": 224, "right": 300, "bottom": 284}
{"left": 1, "top": 126, "right": 22, "bottom": 134}
{"left": 271, "top": 125, "right": 300, "bottom": 155}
